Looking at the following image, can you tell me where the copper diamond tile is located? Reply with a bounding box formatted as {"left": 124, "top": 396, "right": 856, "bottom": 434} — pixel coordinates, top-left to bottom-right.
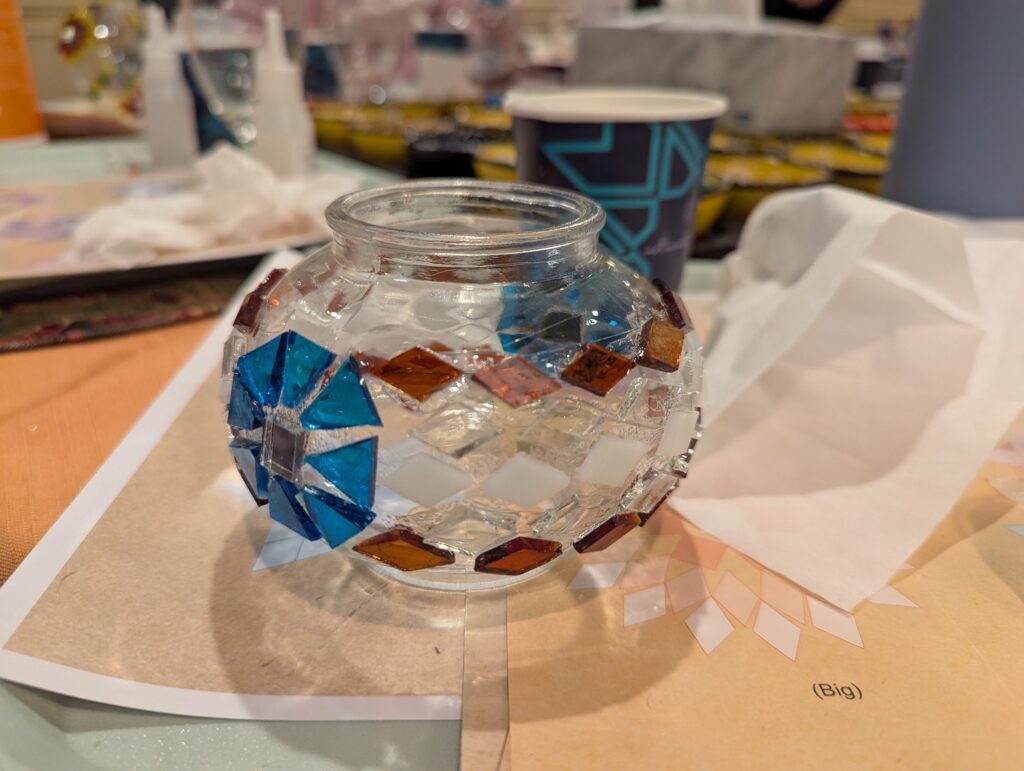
{"left": 233, "top": 268, "right": 288, "bottom": 331}
{"left": 653, "top": 277, "right": 695, "bottom": 333}
{"left": 573, "top": 513, "right": 642, "bottom": 553}
{"left": 354, "top": 527, "right": 455, "bottom": 571}
{"left": 475, "top": 536, "right": 562, "bottom": 575}
{"left": 473, "top": 356, "right": 561, "bottom": 408}
{"left": 374, "top": 347, "right": 462, "bottom": 401}
{"left": 560, "top": 344, "right": 634, "bottom": 396}
{"left": 636, "top": 318, "right": 684, "bottom": 373}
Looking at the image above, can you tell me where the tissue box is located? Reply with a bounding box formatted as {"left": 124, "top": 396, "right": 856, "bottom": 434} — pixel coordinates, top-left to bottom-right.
{"left": 569, "top": 13, "right": 856, "bottom": 136}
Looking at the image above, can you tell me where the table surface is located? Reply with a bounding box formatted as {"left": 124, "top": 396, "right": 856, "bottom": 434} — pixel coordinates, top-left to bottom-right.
{"left": 0, "top": 138, "right": 720, "bottom": 770}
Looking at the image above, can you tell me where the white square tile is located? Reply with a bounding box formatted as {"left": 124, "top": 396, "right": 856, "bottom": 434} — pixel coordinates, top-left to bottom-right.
{"left": 577, "top": 435, "right": 651, "bottom": 487}
{"left": 754, "top": 603, "right": 801, "bottom": 660}
{"left": 807, "top": 597, "right": 863, "bottom": 647}
{"left": 252, "top": 536, "right": 303, "bottom": 571}
{"left": 569, "top": 562, "right": 626, "bottom": 590}
{"left": 869, "top": 585, "right": 917, "bottom": 607}
{"left": 624, "top": 585, "right": 666, "bottom": 626}
{"left": 685, "top": 598, "right": 734, "bottom": 654}
{"left": 479, "top": 452, "right": 570, "bottom": 508}
{"left": 381, "top": 453, "right": 473, "bottom": 506}
{"left": 656, "top": 410, "right": 699, "bottom": 458}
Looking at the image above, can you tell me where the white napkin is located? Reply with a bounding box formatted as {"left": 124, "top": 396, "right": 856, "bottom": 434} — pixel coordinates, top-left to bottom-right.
{"left": 672, "top": 186, "right": 1024, "bottom": 611}
{"left": 67, "top": 144, "right": 365, "bottom": 268}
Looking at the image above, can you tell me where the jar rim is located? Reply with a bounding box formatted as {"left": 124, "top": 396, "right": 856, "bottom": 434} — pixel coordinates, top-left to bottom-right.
{"left": 325, "top": 179, "right": 606, "bottom": 255}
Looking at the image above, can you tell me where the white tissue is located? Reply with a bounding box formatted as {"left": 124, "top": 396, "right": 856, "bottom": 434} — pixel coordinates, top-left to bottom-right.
{"left": 672, "top": 186, "right": 1024, "bottom": 611}
{"left": 67, "top": 144, "right": 365, "bottom": 268}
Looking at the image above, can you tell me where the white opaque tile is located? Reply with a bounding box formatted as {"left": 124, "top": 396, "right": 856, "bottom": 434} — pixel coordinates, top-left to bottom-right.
{"left": 479, "top": 452, "right": 570, "bottom": 508}
{"left": 569, "top": 562, "right": 626, "bottom": 590}
{"left": 656, "top": 410, "right": 699, "bottom": 458}
{"left": 753, "top": 603, "right": 801, "bottom": 660}
{"left": 623, "top": 585, "right": 667, "bottom": 626}
{"left": 576, "top": 435, "right": 651, "bottom": 487}
{"left": 381, "top": 453, "right": 473, "bottom": 506}
{"left": 685, "top": 598, "right": 734, "bottom": 654}
{"left": 807, "top": 596, "right": 863, "bottom": 647}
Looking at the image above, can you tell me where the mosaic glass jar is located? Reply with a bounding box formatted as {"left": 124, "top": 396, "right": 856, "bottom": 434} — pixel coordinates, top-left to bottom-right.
{"left": 222, "top": 180, "right": 702, "bottom": 590}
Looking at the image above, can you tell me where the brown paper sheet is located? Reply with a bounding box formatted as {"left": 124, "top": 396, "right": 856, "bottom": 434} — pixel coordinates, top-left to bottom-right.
{"left": 507, "top": 448, "right": 1024, "bottom": 769}
{"left": 6, "top": 374, "right": 466, "bottom": 699}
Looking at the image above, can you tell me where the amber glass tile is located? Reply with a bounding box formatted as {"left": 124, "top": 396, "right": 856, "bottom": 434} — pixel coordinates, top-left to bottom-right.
{"left": 233, "top": 268, "right": 288, "bottom": 330}
{"left": 375, "top": 347, "right": 463, "bottom": 401}
{"left": 475, "top": 536, "right": 562, "bottom": 575}
{"left": 353, "top": 351, "right": 387, "bottom": 375}
{"left": 473, "top": 356, "right": 561, "bottom": 408}
{"left": 573, "top": 513, "right": 642, "bottom": 553}
{"left": 560, "top": 344, "right": 634, "bottom": 396}
{"left": 354, "top": 528, "right": 455, "bottom": 571}
{"left": 636, "top": 318, "right": 684, "bottom": 373}
{"left": 653, "top": 277, "right": 695, "bottom": 333}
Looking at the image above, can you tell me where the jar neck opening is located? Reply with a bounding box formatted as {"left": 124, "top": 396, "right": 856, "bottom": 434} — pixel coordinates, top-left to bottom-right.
{"left": 325, "top": 180, "right": 605, "bottom": 282}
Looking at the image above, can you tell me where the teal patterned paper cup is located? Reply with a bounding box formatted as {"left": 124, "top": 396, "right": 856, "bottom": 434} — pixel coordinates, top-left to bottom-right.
{"left": 506, "top": 87, "right": 727, "bottom": 288}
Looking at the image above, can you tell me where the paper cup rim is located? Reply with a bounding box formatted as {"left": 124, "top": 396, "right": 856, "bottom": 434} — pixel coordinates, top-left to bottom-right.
{"left": 504, "top": 87, "right": 729, "bottom": 123}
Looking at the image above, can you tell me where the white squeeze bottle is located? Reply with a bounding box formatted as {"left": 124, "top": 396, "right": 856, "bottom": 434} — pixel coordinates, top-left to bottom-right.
{"left": 143, "top": 5, "right": 198, "bottom": 168}
{"left": 250, "top": 9, "right": 314, "bottom": 178}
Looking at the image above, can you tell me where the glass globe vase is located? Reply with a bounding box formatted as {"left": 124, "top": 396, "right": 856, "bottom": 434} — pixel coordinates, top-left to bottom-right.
{"left": 223, "top": 180, "right": 702, "bottom": 590}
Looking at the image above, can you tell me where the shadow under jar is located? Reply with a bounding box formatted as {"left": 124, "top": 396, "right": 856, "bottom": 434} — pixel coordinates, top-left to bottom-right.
{"left": 223, "top": 179, "right": 704, "bottom": 590}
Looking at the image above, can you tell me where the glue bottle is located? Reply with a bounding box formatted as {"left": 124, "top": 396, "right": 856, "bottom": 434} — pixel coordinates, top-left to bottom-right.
{"left": 250, "top": 9, "right": 314, "bottom": 178}
{"left": 142, "top": 5, "right": 198, "bottom": 168}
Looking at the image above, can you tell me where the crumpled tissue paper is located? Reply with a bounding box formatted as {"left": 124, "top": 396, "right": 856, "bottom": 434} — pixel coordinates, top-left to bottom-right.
{"left": 672, "top": 185, "right": 1024, "bottom": 611}
{"left": 67, "top": 144, "right": 365, "bottom": 268}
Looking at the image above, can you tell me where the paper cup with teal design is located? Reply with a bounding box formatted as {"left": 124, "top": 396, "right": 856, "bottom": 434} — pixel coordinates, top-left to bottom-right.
{"left": 506, "top": 87, "right": 727, "bottom": 288}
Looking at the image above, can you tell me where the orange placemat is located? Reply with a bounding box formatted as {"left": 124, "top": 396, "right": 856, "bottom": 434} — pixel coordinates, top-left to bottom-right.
{"left": 0, "top": 319, "right": 212, "bottom": 584}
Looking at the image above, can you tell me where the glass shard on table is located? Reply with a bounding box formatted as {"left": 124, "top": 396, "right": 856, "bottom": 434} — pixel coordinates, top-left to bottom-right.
{"left": 300, "top": 355, "right": 382, "bottom": 430}
{"left": 354, "top": 528, "right": 456, "bottom": 571}
{"left": 573, "top": 513, "right": 642, "bottom": 553}
{"left": 229, "top": 439, "right": 269, "bottom": 504}
{"left": 305, "top": 436, "right": 378, "bottom": 509}
{"left": 303, "top": 487, "right": 374, "bottom": 548}
{"left": 374, "top": 347, "right": 463, "bottom": 402}
{"left": 475, "top": 536, "right": 562, "bottom": 575}
{"left": 560, "top": 344, "right": 634, "bottom": 396}
{"left": 472, "top": 356, "right": 561, "bottom": 408}
{"left": 636, "top": 317, "right": 684, "bottom": 373}
{"left": 267, "top": 475, "right": 321, "bottom": 540}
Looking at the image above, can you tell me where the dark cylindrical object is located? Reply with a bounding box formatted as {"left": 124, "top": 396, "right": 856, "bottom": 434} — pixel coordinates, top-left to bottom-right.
{"left": 884, "top": 0, "right": 1024, "bottom": 216}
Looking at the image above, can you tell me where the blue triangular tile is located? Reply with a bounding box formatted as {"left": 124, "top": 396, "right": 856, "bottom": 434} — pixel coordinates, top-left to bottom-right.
{"left": 227, "top": 376, "right": 264, "bottom": 430}
{"left": 305, "top": 436, "right": 378, "bottom": 509}
{"left": 235, "top": 334, "right": 285, "bottom": 409}
{"left": 279, "top": 332, "right": 335, "bottom": 409}
{"left": 300, "top": 356, "right": 382, "bottom": 430}
{"left": 229, "top": 439, "right": 269, "bottom": 502}
{"left": 303, "top": 487, "right": 375, "bottom": 548}
{"left": 268, "top": 476, "right": 321, "bottom": 540}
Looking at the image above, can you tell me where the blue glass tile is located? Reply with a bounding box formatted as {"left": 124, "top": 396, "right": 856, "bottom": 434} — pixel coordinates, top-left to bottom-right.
{"left": 305, "top": 436, "right": 377, "bottom": 509}
{"left": 229, "top": 439, "right": 269, "bottom": 502}
{"left": 227, "top": 376, "right": 264, "bottom": 430}
{"left": 499, "top": 331, "right": 539, "bottom": 355}
{"left": 300, "top": 356, "right": 382, "bottom": 430}
{"left": 279, "top": 332, "right": 335, "bottom": 409}
{"left": 303, "top": 487, "right": 375, "bottom": 548}
{"left": 268, "top": 476, "right": 321, "bottom": 540}
{"left": 235, "top": 334, "right": 285, "bottom": 409}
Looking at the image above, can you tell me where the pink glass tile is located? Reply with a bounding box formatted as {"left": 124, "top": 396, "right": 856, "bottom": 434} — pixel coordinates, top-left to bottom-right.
{"left": 666, "top": 568, "right": 710, "bottom": 613}
{"left": 472, "top": 356, "right": 560, "bottom": 408}
{"left": 673, "top": 534, "right": 727, "bottom": 569}
{"left": 712, "top": 571, "right": 759, "bottom": 625}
